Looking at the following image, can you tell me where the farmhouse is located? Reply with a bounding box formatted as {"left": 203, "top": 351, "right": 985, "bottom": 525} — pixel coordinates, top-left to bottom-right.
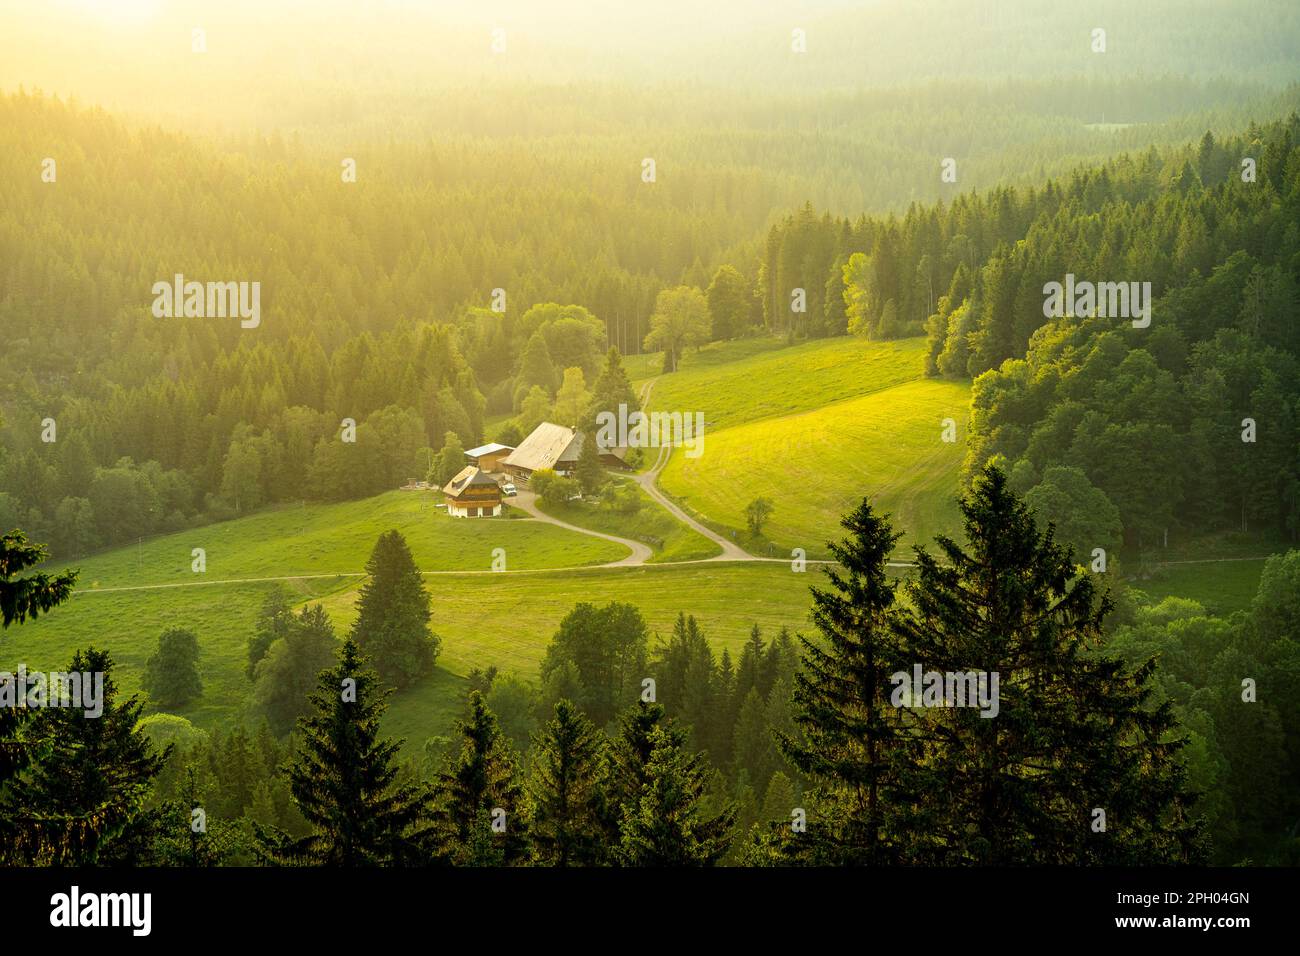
{"left": 441, "top": 465, "right": 502, "bottom": 517}
{"left": 464, "top": 441, "right": 514, "bottom": 472}
{"left": 501, "top": 422, "right": 628, "bottom": 481}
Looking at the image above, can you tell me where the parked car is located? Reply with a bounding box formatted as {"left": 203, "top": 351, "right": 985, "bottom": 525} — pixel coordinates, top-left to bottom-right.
{"left": 502, "top": 482, "right": 517, "bottom": 496}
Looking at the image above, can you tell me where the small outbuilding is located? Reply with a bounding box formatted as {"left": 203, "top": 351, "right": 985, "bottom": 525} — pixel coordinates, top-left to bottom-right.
{"left": 464, "top": 442, "right": 514, "bottom": 473}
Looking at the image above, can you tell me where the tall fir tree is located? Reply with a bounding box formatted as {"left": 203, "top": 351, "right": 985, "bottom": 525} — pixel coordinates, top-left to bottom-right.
{"left": 428, "top": 691, "right": 528, "bottom": 865}
{"left": 527, "top": 699, "right": 608, "bottom": 866}
{"left": 616, "top": 724, "right": 736, "bottom": 866}
{"left": 774, "top": 499, "right": 914, "bottom": 865}
{"left": 891, "top": 466, "right": 1206, "bottom": 864}
{"left": 351, "top": 530, "right": 439, "bottom": 689}
{"left": 256, "top": 638, "right": 429, "bottom": 866}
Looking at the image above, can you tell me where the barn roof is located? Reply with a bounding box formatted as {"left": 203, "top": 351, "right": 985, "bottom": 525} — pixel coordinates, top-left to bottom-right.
{"left": 502, "top": 422, "right": 578, "bottom": 472}
{"left": 442, "top": 466, "right": 501, "bottom": 498}
{"left": 464, "top": 442, "right": 513, "bottom": 458}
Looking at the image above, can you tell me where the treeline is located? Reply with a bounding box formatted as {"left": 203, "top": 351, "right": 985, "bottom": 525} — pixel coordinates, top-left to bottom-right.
{"left": 0, "top": 313, "right": 641, "bottom": 559}
{"left": 757, "top": 115, "right": 1300, "bottom": 546}
{"left": 1109, "top": 557, "right": 1300, "bottom": 865}
{"left": 3, "top": 91, "right": 1296, "bottom": 559}
{"left": 7, "top": 471, "right": 1298, "bottom": 865}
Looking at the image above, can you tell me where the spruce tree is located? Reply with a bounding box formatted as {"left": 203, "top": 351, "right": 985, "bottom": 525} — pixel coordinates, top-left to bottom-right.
{"left": 256, "top": 638, "right": 429, "bottom": 866}
{"left": 585, "top": 345, "right": 638, "bottom": 430}
{"left": 605, "top": 701, "right": 735, "bottom": 861}
{"left": 762, "top": 771, "right": 797, "bottom": 823}
{"left": 735, "top": 624, "right": 766, "bottom": 702}
{"left": 774, "top": 498, "right": 914, "bottom": 865}
{"left": 351, "top": 530, "right": 439, "bottom": 688}
{"left": 892, "top": 466, "right": 1205, "bottom": 864}
{"left": 732, "top": 689, "right": 775, "bottom": 794}
{"left": 575, "top": 429, "right": 606, "bottom": 495}
{"left": 616, "top": 724, "right": 736, "bottom": 866}
{"left": 0, "top": 530, "right": 77, "bottom": 839}
{"left": 2, "top": 648, "right": 166, "bottom": 865}
{"left": 428, "top": 691, "right": 528, "bottom": 865}
{"left": 603, "top": 701, "right": 670, "bottom": 829}
{"left": 527, "top": 699, "right": 608, "bottom": 866}
{"left": 650, "top": 613, "right": 715, "bottom": 752}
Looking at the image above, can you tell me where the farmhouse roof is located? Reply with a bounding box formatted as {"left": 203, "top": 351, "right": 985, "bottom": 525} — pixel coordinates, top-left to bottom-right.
{"left": 442, "top": 466, "right": 500, "bottom": 498}
{"left": 503, "top": 422, "right": 629, "bottom": 472}
{"left": 502, "top": 422, "right": 579, "bottom": 472}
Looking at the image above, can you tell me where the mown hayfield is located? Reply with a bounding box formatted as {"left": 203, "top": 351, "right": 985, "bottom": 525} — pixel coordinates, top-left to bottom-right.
{"left": 3, "top": 553, "right": 822, "bottom": 754}
{"left": 642, "top": 335, "right": 930, "bottom": 430}
{"left": 1132, "top": 558, "right": 1268, "bottom": 616}
{"left": 1, "top": 575, "right": 353, "bottom": 728}
{"left": 658, "top": 378, "right": 972, "bottom": 555}
{"left": 328, "top": 561, "right": 822, "bottom": 747}
{"left": 53, "top": 490, "right": 627, "bottom": 591}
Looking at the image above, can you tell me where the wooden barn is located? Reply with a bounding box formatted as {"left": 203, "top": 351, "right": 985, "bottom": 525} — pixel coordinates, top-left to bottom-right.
{"left": 501, "top": 422, "right": 581, "bottom": 481}
{"left": 501, "top": 422, "right": 628, "bottom": 481}
{"left": 464, "top": 441, "right": 514, "bottom": 473}
{"left": 441, "top": 466, "right": 503, "bottom": 517}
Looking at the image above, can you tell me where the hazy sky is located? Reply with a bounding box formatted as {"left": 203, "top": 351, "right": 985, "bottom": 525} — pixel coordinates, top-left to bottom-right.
{"left": 2, "top": 0, "right": 1295, "bottom": 134}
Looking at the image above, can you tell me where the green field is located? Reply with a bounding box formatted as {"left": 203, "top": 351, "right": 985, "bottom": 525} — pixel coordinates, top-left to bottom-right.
{"left": 642, "top": 335, "right": 930, "bottom": 430}
{"left": 3, "top": 553, "right": 820, "bottom": 755}
{"left": 1132, "top": 559, "right": 1268, "bottom": 616}
{"left": 324, "top": 562, "right": 820, "bottom": 748}
{"left": 536, "top": 478, "right": 720, "bottom": 563}
{"left": 3, "top": 490, "right": 642, "bottom": 743}
{"left": 62, "top": 490, "right": 627, "bottom": 590}
{"left": 659, "top": 377, "right": 972, "bottom": 555}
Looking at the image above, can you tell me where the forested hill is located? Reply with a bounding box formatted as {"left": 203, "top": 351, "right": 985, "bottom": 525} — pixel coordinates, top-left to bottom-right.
{"left": 762, "top": 115, "right": 1300, "bottom": 548}
{"left": 2, "top": 89, "right": 1298, "bottom": 561}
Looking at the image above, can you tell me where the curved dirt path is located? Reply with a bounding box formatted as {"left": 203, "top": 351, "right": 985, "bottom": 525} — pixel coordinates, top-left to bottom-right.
{"left": 508, "top": 487, "right": 653, "bottom": 567}
{"left": 631, "top": 374, "right": 756, "bottom": 561}
{"left": 632, "top": 444, "right": 753, "bottom": 561}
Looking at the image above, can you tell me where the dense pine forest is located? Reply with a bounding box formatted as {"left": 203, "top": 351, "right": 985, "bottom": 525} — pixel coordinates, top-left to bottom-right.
{"left": 760, "top": 118, "right": 1300, "bottom": 548}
